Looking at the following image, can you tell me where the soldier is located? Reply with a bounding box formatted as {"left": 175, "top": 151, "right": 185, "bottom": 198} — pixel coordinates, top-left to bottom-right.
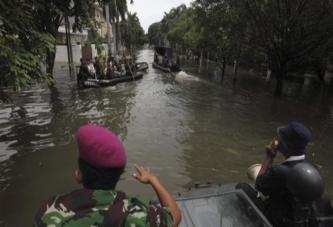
{"left": 34, "top": 125, "right": 181, "bottom": 227}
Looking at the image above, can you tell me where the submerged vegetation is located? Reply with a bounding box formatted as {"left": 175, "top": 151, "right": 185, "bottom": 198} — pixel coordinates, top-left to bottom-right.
{"left": 148, "top": 0, "right": 333, "bottom": 96}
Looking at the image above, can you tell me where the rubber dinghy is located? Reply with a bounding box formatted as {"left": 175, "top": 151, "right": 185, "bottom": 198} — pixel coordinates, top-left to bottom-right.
{"left": 79, "top": 72, "right": 143, "bottom": 88}
{"left": 135, "top": 62, "right": 149, "bottom": 72}
{"left": 152, "top": 61, "right": 171, "bottom": 72}
{"left": 153, "top": 45, "right": 181, "bottom": 73}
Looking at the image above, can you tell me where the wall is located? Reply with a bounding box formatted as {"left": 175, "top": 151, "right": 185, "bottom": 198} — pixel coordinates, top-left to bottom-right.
{"left": 55, "top": 44, "right": 82, "bottom": 64}
{"left": 55, "top": 43, "right": 110, "bottom": 64}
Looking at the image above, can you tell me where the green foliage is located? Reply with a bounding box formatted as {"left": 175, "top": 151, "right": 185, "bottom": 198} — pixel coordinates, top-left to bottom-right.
{"left": 0, "top": 1, "right": 55, "bottom": 102}
{"left": 147, "top": 0, "right": 333, "bottom": 96}
{"left": 245, "top": 0, "right": 333, "bottom": 96}
{"left": 147, "top": 22, "right": 162, "bottom": 45}
{"left": 121, "top": 12, "right": 144, "bottom": 51}
{"left": 167, "top": 9, "right": 194, "bottom": 48}
{"left": 0, "top": 0, "right": 115, "bottom": 101}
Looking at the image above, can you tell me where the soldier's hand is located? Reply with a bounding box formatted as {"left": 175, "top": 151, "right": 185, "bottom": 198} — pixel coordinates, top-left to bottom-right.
{"left": 265, "top": 138, "right": 278, "bottom": 159}
{"left": 133, "top": 164, "right": 156, "bottom": 184}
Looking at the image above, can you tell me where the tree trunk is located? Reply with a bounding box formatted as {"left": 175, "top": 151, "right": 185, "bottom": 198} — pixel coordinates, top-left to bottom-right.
{"left": 46, "top": 49, "right": 56, "bottom": 76}
{"left": 116, "top": 20, "right": 119, "bottom": 52}
{"left": 222, "top": 61, "right": 227, "bottom": 82}
{"left": 46, "top": 19, "right": 62, "bottom": 77}
{"left": 234, "top": 46, "right": 242, "bottom": 81}
{"left": 217, "top": 60, "right": 227, "bottom": 82}
{"left": 274, "top": 72, "right": 284, "bottom": 97}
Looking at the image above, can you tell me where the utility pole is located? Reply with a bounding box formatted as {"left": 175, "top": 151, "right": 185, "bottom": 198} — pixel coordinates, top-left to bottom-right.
{"left": 64, "top": 15, "right": 73, "bottom": 74}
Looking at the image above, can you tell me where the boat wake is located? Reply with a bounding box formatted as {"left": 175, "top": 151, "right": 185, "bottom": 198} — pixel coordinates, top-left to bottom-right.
{"left": 176, "top": 71, "right": 200, "bottom": 81}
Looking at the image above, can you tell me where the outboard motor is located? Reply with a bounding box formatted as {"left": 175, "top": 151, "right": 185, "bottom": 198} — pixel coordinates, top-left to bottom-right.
{"left": 285, "top": 162, "right": 332, "bottom": 227}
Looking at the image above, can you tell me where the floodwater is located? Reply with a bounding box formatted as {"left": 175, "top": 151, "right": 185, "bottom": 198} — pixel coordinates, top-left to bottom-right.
{"left": 0, "top": 49, "right": 332, "bottom": 226}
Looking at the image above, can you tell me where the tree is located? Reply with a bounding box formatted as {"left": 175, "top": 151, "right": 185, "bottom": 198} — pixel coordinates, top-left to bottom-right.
{"left": 166, "top": 7, "right": 196, "bottom": 54}
{"left": 108, "top": 0, "right": 134, "bottom": 52}
{"left": 245, "top": 0, "right": 333, "bottom": 96}
{"left": 33, "top": 0, "right": 102, "bottom": 74}
{"left": 0, "top": 0, "right": 116, "bottom": 101}
{"left": 121, "top": 12, "right": 143, "bottom": 52}
{"left": 191, "top": 0, "right": 248, "bottom": 80}
{"left": 0, "top": 1, "right": 55, "bottom": 102}
{"left": 147, "top": 22, "right": 163, "bottom": 45}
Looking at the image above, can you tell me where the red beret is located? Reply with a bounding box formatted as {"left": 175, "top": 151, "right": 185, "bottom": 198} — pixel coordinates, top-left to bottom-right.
{"left": 77, "top": 125, "right": 126, "bottom": 168}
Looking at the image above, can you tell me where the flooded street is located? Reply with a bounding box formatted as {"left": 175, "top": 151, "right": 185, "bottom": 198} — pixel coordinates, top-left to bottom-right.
{"left": 0, "top": 49, "right": 332, "bottom": 226}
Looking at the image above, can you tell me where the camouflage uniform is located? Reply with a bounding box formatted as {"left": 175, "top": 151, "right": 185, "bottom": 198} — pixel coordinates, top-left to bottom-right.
{"left": 34, "top": 189, "right": 174, "bottom": 227}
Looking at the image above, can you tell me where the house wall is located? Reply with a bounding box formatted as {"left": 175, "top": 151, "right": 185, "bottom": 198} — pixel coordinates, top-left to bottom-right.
{"left": 91, "top": 2, "right": 112, "bottom": 39}
{"left": 55, "top": 44, "right": 82, "bottom": 64}
{"left": 56, "top": 33, "right": 87, "bottom": 45}
{"left": 55, "top": 43, "right": 110, "bottom": 64}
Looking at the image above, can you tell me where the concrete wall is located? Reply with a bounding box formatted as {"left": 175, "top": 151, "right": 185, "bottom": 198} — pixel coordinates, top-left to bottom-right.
{"left": 55, "top": 44, "right": 82, "bottom": 64}
{"left": 55, "top": 43, "right": 110, "bottom": 64}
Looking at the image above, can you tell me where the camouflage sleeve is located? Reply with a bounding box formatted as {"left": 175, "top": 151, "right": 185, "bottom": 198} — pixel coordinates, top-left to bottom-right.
{"left": 34, "top": 196, "right": 57, "bottom": 226}
{"left": 148, "top": 205, "right": 174, "bottom": 227}
{"left": 122, "top": 195, "right": 174, "bottom": 227}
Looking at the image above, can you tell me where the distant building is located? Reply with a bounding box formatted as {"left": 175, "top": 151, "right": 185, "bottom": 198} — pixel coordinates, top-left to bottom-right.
{"left": 55, "top": 1, "right": 113, "bottom": 64}
{"left": 56, "top": 17, "right": 89, "bottom": 45}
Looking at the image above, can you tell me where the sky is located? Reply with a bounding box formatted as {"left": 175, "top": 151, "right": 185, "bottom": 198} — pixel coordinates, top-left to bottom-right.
{"left": 127, "top": 0, "right": 193, "bottom": 33}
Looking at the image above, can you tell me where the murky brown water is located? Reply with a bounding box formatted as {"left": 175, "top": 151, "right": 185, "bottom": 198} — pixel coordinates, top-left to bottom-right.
{"left": 0, "top": 49, "right": 332, "bottom": 226}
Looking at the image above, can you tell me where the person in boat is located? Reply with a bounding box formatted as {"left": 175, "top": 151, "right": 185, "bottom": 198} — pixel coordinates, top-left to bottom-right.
{"left": 111, "top": 60, "right": 120, "bottom": 77}
{"left": 237, "top": 122, "right": 333, "bottom": 227}
{"left": 118, "top": 59, "right": 126, "bottom": 77}
{"left": 114, "top": 51, "right": 120, "bottom": 63}
{"left": 93, "top": 56, "right": 102, "bottom": 78}
{"left": 154, "top": 51, "right": 158, "bottom": 63}
{"left": 132, "top": 53, "right": 136, "bottom": 63}
{"left": 157, "top": 54, "right": 163, "bottom": 65}
{"left": 104, "top": 62, "right": 113, "bottom": 79}
{"left": 86, "top": 59, "right": 96, "bottom": 79}
{"left": 129, "top": 58, "right": 136, "bottom": 74}
{"left": 34, "top": 125, "right": 181, "bottom": 227}
{"left": 163, "top": 54, "right": 171, "bottom": 68}
{"left": 77, "top": 58, "right": 89, "bottom": 85}
{"left": 107, "top": 51, "right": 114, "bottom": 63}
{"left": 122, "top": 52, "right": 127, "bottom": 62}
{"left": 124, "top": 58, "right": 135, "bottom": 77}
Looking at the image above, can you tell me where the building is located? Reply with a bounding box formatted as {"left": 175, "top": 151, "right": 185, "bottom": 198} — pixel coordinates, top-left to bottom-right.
{"left": 55, "top": 1, "right": 113, "bottom": 64}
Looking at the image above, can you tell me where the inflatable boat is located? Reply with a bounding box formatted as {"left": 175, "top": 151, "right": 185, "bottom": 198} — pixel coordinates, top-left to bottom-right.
{"left": 153, "top": 46, "right": 182, "bottom": 73}
{"left": 78, "top": 72, "right": 143, "bottom": 88}
{"left": 135, "top": 62, "right": 149, "bottom": 71}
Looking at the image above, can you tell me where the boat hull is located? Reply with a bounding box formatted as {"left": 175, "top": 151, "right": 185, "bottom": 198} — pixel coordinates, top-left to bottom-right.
{"left": 135, "top": 62, "right": 149, "bottom": 71}
{"left": 79, "top": 72, "right": 143, "bottom": 88}
{"left": 152, "top": 61, "right": 182, "bottom": 73}
{"left": 151, "top": 183, "right": 273, "bottom": 227}
{"left": 152, "top": 61, "right": 170, "bottom": 72}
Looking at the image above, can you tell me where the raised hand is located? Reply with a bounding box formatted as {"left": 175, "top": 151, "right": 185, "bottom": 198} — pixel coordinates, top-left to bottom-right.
{"left": 265, "top": 138, "right": 278, "bottom": 159}
{"left": 133, "top": 164, "right": 156, "bottom": 184}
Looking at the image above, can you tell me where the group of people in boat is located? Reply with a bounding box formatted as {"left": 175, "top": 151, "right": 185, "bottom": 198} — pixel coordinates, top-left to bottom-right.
{"left": 77, "top": 52, "right": 137, "bottom": 85}
{"left": 154, "top": 51, "right": 181, "bottom": 72}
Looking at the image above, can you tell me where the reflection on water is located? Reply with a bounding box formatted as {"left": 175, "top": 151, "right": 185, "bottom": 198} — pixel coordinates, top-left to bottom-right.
{"left": 0, "top": 49, "right": 332, "bottom": 226}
